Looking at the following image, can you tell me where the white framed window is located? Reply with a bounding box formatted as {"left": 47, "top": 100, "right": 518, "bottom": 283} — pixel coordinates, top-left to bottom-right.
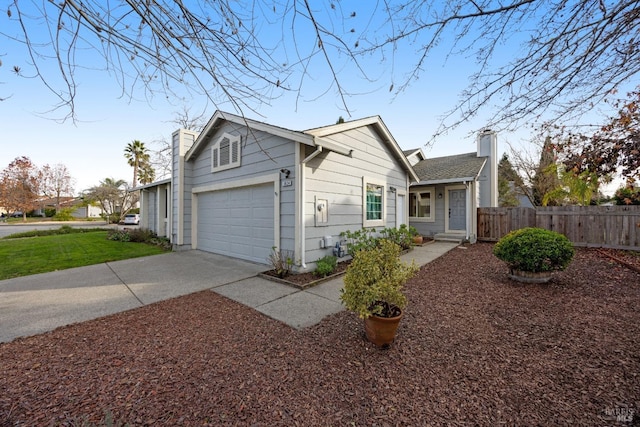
{"left": 363, "top": 177, "right": 385, "bottom": 227}
{"left": 211, "top": 133, "right": 241, "bottom": 172}
{"left": 409, "top": 186, "right": 435, "bottom": 222}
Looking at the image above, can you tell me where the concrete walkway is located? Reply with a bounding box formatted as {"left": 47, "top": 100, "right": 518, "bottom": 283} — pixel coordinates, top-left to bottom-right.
{"left": 0, "top": 241, "right": 459, "bottom": 343}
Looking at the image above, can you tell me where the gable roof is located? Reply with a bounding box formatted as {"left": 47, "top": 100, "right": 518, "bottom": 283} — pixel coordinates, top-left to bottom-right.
{"left": 305, "top": 116, "right": 420, "bottom": 182}
{"left": 186, "top": 110, "right": 316, "bottom": 161}
{"left": 184, "top": 111, "right": 419, "bottom": 182}
{"left": 413, "top": 152, "right": 487, "bottom": 184}
{"left": 403, "top": 148, "right": 424, "bottom": 158}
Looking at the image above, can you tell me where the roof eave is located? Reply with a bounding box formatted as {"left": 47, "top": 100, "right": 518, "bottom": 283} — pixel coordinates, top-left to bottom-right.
{"left": 315, "top": 137, "right": 353, "bottom": 156}
{"left": 132, "top": 177, "right": 172, "bottom": 191}
{"left": 186, "top": 111, "right": 315, "bottom": 161}
{"left": 414, "top": 177, "right": 478, "bottom": 186}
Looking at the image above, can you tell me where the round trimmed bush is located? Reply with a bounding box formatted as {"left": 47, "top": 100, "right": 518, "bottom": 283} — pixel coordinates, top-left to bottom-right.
{"left": 493, "top": 227, "right": 575, "bottom": 273}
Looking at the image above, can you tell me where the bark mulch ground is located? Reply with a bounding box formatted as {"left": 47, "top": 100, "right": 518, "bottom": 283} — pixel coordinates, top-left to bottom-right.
{"left": 1, "top": 243, "right": 639, "bottom": 426}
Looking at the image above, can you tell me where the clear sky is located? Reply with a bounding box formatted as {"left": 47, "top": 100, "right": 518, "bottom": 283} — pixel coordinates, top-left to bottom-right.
{"left": 0, "top": 2, "right": 625, "bottom": 195}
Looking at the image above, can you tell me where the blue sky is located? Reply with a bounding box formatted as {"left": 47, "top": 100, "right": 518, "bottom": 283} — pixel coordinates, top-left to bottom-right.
{"left": 0, "top": 2, "right": 624, "bottom": 195}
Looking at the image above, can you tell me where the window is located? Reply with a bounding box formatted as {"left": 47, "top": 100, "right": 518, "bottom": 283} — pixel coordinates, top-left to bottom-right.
{"left": 363, "top": 178, "right": 385, "bottom": 227}
{"left": 409, "top": 187, "right": 435, "bottom": 222}
{"left": 211, "top": 133, "right": 241, "bottom": 172}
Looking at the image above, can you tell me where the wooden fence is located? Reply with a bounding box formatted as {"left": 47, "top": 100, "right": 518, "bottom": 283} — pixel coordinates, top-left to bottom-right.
{"left": 477, "top": 206, "right": 640, "bottom": 250}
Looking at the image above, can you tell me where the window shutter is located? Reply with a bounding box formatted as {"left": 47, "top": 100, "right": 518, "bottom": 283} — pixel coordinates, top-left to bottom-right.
{"left": 211, "top": 133, "right": 241, "bottom": 172}
{"left": 212, "top": 147, "right": 219, "bottom": 168}
{"left": 231, "top": 138, "right": 239, "bottom": 163}
{"left": 220, "top": 138, "right": 230, "bottom": 166}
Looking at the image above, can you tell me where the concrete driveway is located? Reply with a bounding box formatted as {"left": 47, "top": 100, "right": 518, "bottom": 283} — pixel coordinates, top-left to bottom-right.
{"left": 0, "top": 251, "right": 266, "bottom": 343}
{"left": 0, "top": 242, "right": 459, "bottom": 343}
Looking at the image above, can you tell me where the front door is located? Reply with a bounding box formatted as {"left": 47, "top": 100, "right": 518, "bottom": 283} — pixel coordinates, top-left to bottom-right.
{"left": 448, "top": 189, "right": 466, "bottom": 232}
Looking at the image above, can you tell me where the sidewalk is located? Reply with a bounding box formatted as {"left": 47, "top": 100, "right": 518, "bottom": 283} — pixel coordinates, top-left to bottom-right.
{"left": 214, "top": 241, "right": 460, "bottom": 329}
{"left": 0, "top": 241, "right": 459, "bottom": 343}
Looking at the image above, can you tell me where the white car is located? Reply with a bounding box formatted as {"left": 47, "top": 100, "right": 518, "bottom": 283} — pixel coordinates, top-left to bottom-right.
{"left": 123, "top": 213, "right": 140, "bottom": 225}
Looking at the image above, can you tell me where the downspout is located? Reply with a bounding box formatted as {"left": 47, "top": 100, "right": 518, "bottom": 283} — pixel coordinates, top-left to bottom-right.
{"left": 464, "top": 181, "right": 471, "bottom": 242}
{"left": 299, "top": 145, "right": 323, "bottom": 270}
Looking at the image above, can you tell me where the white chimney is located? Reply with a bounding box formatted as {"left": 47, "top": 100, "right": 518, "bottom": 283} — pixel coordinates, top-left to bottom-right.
{"left": 171, "top": 129, "right": 198, "bottom": 246}
{"left": 477, "top": 130, "right": 498, "bottom": 207}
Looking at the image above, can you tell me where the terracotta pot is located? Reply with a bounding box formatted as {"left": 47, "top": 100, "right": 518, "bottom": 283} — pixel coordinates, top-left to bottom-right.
{"left": 508, "top": 268, "right": 553, "bottom": 283}
{"left": 364, "top": 310, "right": 403, "bottom": 347}
{"left": 412, "top": 235, "right": 423, "bottom": 245}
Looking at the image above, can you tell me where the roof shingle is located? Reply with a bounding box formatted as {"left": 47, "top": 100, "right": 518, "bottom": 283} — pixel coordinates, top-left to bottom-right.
{"left": 413, "top": 152, "right": 487, "bottom": 183}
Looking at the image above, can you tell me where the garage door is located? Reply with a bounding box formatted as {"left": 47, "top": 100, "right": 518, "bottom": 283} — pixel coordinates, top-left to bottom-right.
{"left": 197, "top": 183, "right": 274, "bottom": 264}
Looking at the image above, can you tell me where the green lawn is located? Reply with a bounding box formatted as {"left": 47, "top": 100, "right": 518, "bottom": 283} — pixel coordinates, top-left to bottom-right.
{"left": 0, "top": 231, "right": 168, "bottom": 280}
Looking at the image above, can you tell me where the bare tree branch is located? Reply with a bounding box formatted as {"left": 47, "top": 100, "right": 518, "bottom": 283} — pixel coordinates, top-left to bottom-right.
{"left": 3, "top": 0, "right": 639, "bottom": 137}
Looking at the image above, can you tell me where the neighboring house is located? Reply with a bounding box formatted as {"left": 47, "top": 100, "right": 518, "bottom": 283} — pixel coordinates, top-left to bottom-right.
{"left": 407, "top": 130, "right": 499, "bottom": 243}
{"left": 511, "top": 182, "right": 535, "bottom": 208}
{"left": 138, "top": 110, "right": 419, "bottom": 270}
{"left": 31, "top": 196, "right": 103, "bottom": 218}
{"left": 71, "top": 202, "right": 104, "bottom": 219}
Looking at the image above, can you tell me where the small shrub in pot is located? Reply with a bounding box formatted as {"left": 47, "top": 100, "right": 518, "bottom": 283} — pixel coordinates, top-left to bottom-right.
{"left": 493, "top": 227, "right": 575, "bottom": 273}
{"left": 341, "top": 239, "right": 417, "bottom": 319}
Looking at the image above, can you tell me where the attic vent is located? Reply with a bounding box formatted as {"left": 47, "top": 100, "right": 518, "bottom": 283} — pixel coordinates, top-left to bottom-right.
{"left": 211, "top": 133, "right": 241, "bottom": 172}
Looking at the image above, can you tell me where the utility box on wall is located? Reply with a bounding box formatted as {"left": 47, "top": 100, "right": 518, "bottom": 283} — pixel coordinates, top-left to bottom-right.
{"left": 315, "top": 197, "right": 328, "bottom": 226}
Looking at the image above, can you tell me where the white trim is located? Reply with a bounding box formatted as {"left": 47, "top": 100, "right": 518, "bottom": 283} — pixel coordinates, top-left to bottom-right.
{"left": 299, "top": 146, "right": 322, "bottom": 270}
{"left": 211, "top": 133, "right": 242, "bottom": 173}
{"left": 177, "top": 155, "right": 185, "bottom": 245}
{"left": 191, "top": 173, "right": 280, "bottom": 252}
{"left": 466, "top": 181, "right": 473, "bottom": 242}
{"left": 192, "top": 173, "right": 278, "bottom": 194}
{"left": 409, "top": 186, "right": 436, "bottom": 223}
{"left": 191, "top": 192, "right": 198, "bottom": 249}
{"left": 362, "top": 176, "right": 386, "bottom": 228}
{"left": 315, "top": 137, "right": 353, "bottom": 156}
{"left": 187, "top": 110, "right": 315, "bottom": 161}
{"left": 295, "top": 143, "right": 304, "bottom": 269}
{"left": 133, "top": 177, "right": 171, "bottom": 192}
{"left": 305, "top": 116, "right": 419, "bottom": 183}
{"left": 395, "top": 189, "right": 407, "bottom": 228}
{"left": 444, "top": 184, "right": 467, "bottom": 234}
{"left": 415, "top": 177, "right": 477, "bottom": 186}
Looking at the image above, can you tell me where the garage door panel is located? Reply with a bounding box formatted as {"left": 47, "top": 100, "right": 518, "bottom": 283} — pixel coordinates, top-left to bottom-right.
{"left": 197, "top": 183, "right": 275, "bottom": 264}
{"left": 252, "top": 206, "right": 272, "bottom": 217}
{"left": 230, "top": 226, "right": 252, "bottom": 238}
{"left": 252, "top": 226, "right": 273, "bottom": 240}
{"left": 230, "top": 209, "right": 250, "bottom": 219}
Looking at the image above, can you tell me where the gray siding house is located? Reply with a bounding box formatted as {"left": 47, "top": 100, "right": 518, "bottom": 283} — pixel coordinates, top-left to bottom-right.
{"left": 139, "top": 111, "right": 419, "bottom": 271}
{"left": 406, "top": 130, "right": 499, "bottom": 242}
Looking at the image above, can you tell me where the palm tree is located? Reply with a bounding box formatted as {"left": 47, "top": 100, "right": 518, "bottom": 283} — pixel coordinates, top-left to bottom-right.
{"left": 137, "top": 162, "right": 156, "bottom": 185}
{"left": 124, "top": 140, "right": 148, "bottom": 188}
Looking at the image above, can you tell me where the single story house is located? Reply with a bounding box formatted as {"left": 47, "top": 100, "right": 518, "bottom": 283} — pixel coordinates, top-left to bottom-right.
{"left": 138, "top": 110, "right": 419, "bottom": 271}
{"left": 31, "top": 196, "right": 103, "bottom": 218}
{"left": 406, "top": 130, "right": 499, "bottom": 243}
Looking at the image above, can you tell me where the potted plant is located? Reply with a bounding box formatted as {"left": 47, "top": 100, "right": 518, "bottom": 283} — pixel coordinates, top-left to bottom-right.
{"left": 340, "top": 239, "right": 418, "bottom": 347}
{"left": 493, "top": 227, "right": 575, "bottom": 283}
{"left": 409, "top": 225, "right": 423, "bottom": 245}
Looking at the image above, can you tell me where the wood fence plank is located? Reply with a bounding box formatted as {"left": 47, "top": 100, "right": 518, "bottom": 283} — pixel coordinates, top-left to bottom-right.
{"left": 477, "top": 206, "right": 640, "bottom": 250}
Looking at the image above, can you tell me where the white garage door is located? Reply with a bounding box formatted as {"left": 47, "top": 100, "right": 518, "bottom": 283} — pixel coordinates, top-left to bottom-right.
{"left": 197, "top": 183, "right": 274, "bottom": 264}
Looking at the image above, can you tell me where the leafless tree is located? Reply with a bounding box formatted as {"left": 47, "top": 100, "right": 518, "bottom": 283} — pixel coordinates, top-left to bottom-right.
{"left": 148, "top": 106, "right": 209, "bottom": 180}
{"left": 40, "top": 163, "right": 75, "bottom": 211}
{"left": 4, "top": 1, "right": 639, "bottom": 136}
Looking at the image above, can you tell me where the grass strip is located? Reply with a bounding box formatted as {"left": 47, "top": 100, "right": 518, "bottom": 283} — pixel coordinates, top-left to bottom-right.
{"left": 0, "top": 231, "right": 167, "bottom": 280}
